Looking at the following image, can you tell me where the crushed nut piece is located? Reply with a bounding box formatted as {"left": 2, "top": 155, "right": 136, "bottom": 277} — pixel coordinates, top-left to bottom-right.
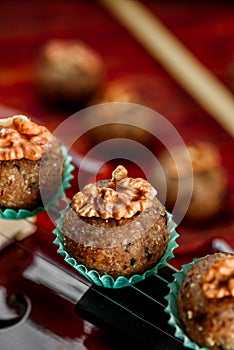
{"left": 42, "top": 40, "right": 103, "bottom": 74}
{"left": 111, "top": 165, "right": 128, "bottom": 183}
{"left": 0, "top": 115, "right": 52, "bottom": 161}
{"left": 202, "top": 257, "right": 234, "bottom": 299}
{"left": 72, "top": 165, "right": 157, "bottom": 220}
{"left": 187, "top": 310, "right": 193, "bottom": 319}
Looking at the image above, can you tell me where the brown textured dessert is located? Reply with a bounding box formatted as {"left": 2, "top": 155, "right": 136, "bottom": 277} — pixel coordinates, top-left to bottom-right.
{"left": 157, "top": 142, "right": 227, "bottom": 222}
{"left": 62, "top": 165, "right": 170, "bottom": 278}
{"left": 35, "top": 39, "right": 104, "bottom": 104}
{"left": 0, "top": 115, "right": 64, "bottom": 210}
{"left": 92, "top": 79, "right": 141, "bottom": 105}
{"left": 178, "top": 253, "right": 234, "bottom": 350}
{"left": 85, "top": 79, "right": 153, "bottom": 147}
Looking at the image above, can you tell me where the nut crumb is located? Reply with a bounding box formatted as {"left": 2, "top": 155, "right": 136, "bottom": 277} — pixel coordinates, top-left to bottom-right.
{"left": 187, "top": 310, "right": 193, "bottom": 319}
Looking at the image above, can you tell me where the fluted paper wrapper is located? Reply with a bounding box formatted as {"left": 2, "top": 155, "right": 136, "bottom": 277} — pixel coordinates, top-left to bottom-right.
{"left": 164, "top": 259, "right": 208, "bottom": 350}
{"left": 53, "top": 209, "right": 179, "bottom": 289}
{"left": 0, "top": 146, "right": 74, "bottom": 220}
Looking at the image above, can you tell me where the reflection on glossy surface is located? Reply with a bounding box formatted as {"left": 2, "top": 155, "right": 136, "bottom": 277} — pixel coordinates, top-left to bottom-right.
{"left": 23, "top": 255, "right": 89, "bottom": 304}
{"left": 0, "top": 287, "right": 16, "bottom": 318}
{"left": 0, "top": 288, "right": 31, "bottom": 332}
{"left": 0, "top": 320, "right": 88, "bottom": 350}
{"left": 0, "top": 235, "right": 111, "bottom": 349}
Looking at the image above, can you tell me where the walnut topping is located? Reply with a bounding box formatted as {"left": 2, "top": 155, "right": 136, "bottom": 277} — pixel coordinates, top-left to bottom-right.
{"left": 42, "top": 40, "right": 102, "bottom": 74}
{"left": 110, "top": 164, "right": 128, "bottom": 183}
{"left": 0, "top": 115, "right": 52, "bottom": 161}
{"left": 72, "top": 165, "right": 157, "bottom": 220}
{"left": 202, "top": 257, "right": 234, "bottom": 299}
{"left": 188, "top": 143, "right": 221, "bottom": 173}
{"left": 166, "top": 142, "right": 221, "bottom": 178}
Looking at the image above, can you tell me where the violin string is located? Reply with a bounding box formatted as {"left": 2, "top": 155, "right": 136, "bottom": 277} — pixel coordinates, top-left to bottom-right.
{"left": 28, "top": 217, "right": 176, "bottom": 311}
{"left": 90, "top": 286, "right": 182, "bottom": 344}
{"left": 0, "top": 227, "right": 182, "bottom": 344}
{"left": 0, "top": 216, "right": 180, "bottom": 342}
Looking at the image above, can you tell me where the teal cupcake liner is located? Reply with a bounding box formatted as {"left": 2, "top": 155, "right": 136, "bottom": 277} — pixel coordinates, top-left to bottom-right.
{"left": 53, "top": 209, "right": 179, "bottom": 288}
{"left": 164, "top": 258, "right": 208, "bottom": 350}
{"left": 0, "top": 146, "right": 74, "bottom": 220}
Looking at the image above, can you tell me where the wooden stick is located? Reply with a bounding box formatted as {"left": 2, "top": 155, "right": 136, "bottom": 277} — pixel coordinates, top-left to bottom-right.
{"left": 0, "top": 217, "right": 36, "bottom": 248}
{"left": 100, "top": 0, "right": 234, "bottom": 137}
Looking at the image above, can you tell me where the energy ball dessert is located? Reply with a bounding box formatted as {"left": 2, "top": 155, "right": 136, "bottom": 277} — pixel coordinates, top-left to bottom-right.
{"left": 158, "top": 142, "right": 227, "bottom": 222}
{"left": 0, "top": 115, "right": 64, "bottom": 211}
{"left": 177, "top": 253, "right": 234, "bottom": 350}
{"left": 83, "top": 104, "right": 154, "bottom": 157}
{"left": 92, "top": 78, "right": 142, "bottom": 104}
{"left": 35, "top": 39, "right": 104, "bottom": 105}
{"left": 62, "top": 165, "right": 170, "bottom": 278}
{"left": 86, "top": 79, "right": 153, "bottom": 146}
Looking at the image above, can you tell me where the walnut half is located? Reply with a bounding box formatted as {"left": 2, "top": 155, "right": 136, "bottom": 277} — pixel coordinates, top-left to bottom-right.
{"left": 72, "top": 165, "right": 157, "bottom": 220}
{"left": 0, "top": 115, "right": 52, "bottom": 160}
{"left": 202, "top": 257, "right": 234, "bottom": 299}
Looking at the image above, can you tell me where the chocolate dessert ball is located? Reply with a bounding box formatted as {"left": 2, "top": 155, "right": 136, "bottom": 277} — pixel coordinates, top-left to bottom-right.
{"left": 35, "top": 39, "right": 104, "bottom": 104}
{"left": 178, "top": 253, "right": 234, "bottom": 350}
{"left": 62, "top": 165, "right": 170, "bottom": 278}
{"left": 0, "top": 115, "right": 64, "bottom": 210}
{"left": 157, "top": 142, "right": 227, "bottom": 222}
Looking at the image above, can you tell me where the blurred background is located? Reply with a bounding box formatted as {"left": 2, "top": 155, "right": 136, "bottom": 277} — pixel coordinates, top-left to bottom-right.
{"left": 0, "top": 0, "right": 233, "bottom": 348}
{"left": 0, "top": 0, "right": 233, "bottom": 259}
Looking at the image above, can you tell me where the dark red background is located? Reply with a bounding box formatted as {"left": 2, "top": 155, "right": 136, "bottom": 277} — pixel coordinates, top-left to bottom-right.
{"left": 0, "top": 1, "right": 233, "bottom": 349}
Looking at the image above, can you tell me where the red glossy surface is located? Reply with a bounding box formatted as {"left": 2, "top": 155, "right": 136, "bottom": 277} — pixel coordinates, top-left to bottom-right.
{"left": 0, "top": 1, "right": 234, "bottom": 349}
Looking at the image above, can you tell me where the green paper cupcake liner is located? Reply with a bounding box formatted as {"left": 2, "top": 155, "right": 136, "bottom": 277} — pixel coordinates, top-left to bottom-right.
{"left": 53, "top": 209, "right": 179, "bottom": 289}
{"left": 0, "top": 146, "right": 74, "bottom": 220}
{"left": 164, "top": 258, "right": 208, "bottom": 350}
